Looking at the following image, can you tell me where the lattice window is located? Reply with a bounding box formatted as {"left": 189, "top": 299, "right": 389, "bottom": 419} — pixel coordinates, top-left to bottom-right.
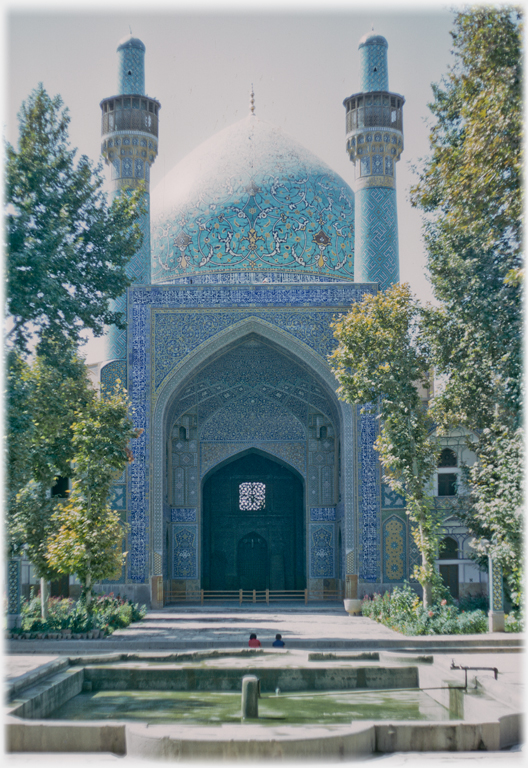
{"left": 239, "top": 482, "right": 265, "bottom": 511}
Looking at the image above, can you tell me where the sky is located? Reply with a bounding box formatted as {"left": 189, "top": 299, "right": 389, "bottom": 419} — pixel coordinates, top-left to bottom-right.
{"left": 5, "top": 0, "right": 464, "bottom": 363}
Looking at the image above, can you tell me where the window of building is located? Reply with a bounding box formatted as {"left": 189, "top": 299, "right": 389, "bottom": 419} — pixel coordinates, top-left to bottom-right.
{"left": 439, "top": 536, "right": 458, "bottom": 560}
{"left": 438, "top": 448, "right": 457, "bottom": 467}
{"left": 438, "top": 473, "right": 457, "bottom": 496}
{"left": 239, "top": 482, "right": 265, "bottom": 511}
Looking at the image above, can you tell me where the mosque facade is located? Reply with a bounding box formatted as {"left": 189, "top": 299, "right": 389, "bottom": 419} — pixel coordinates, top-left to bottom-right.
{"left": 90, "top": 32, "right": 485, "bottom": 608}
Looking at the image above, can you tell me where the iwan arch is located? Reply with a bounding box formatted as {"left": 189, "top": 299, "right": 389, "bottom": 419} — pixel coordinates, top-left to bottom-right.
{"left": 151, "top": 317, "right": 354, "bottom": 600}
{"left": 85, "top": 29, "right": 487, "bottom": 607}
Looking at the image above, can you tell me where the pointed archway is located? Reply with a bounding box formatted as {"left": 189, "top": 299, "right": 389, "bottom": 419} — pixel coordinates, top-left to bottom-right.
{"left": 202, "top": 450, "right": 305, "bottom": 591}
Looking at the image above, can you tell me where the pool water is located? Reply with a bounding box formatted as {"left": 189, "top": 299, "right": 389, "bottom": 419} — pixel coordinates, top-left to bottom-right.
{"left": 47, "top": 688, "right": 450, "bottom": 725}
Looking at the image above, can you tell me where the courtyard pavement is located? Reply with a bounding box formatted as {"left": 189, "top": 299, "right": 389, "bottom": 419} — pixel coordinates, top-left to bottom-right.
{"left": 4, "top": 602, "right": 525, "bottom": 766}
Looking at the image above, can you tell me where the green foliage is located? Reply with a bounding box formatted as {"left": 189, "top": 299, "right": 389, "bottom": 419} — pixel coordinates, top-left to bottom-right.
{"left": 411, "top": 8, "right": 522, "bottom": 433}
{"left": 7, "top": 345, "right": 96, "bottom": 570}
{"left": 361, "top": 583, "right": 488, "bottom": 635}
{"left": 17, "top": 592, "right": 147, "bottom": 635}
{"left": 461, "top": 425, "right": 523, "bottom": 607}
{"left": 330, "top": 284, "right": 441, "bottom": 605}
{"left": 6, "top": 84, "right": 144, "bottom": 361}
{"left": 46, "top": 384, "right": 140, "bottom": 607}
{"left": 410, "top": 7, "right": 523, "bottom": 611}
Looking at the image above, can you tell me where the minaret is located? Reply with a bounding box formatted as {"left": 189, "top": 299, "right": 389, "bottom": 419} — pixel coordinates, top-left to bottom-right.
{"left": 343, "top": 32, "right": 404, "bottom": 290}
{"left": 99, "top": 34, "right": 160, "bottom": 360}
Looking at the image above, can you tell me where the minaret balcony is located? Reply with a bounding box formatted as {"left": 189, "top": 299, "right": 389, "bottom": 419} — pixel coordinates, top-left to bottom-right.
{"left": 100, "top": 95, "right": 161, "bottom": 139}
{"left": 343, "top": 90, "right": 404, "bottom": 165}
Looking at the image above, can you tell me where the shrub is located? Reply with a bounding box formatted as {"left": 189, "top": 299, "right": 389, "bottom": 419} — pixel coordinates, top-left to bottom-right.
{"left": 505, "top": 610, "right": 524, "bottom": 633}
{"left": 362, "top": 582, "right": 488, "bottom": 635}
{"left": 14, "top": 591, "right": 146, "bottom": 635}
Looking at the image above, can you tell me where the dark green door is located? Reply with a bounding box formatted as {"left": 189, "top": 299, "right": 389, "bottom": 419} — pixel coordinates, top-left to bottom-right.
{"left": 202, "top": 451, "right": 305, "bottom": 591}
{"left": 237, "top": 532, "right": 268, "bottom": 590}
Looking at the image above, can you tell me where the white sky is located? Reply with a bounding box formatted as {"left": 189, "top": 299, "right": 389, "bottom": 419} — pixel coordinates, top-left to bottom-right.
{"left": 5, "top": 0, "right": 471, "bottom": 363}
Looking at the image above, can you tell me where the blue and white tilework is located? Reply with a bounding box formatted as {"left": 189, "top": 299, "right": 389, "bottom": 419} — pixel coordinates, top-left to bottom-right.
{"left": 358, "top": 33, "right": 389, "bottom": 92}
{"left": 117, "top": 35, "right": 145, "bottom": 95}
{"left": 173, "top": 525, "right": 198, "bottom": 579}
{"left": 310, "top": 507, "right": 336, "bottom": 521}
{"left": 355, "top": 187, "right": 399, "bottom": 290}
{"left": 357, "top": 405, "right": 381, "bottom": 582}
{"left": 171, "top": 508, "right": 197, "bottom": 522}
{"left": 309, "top": 524, "right": 335, "bottom": 578}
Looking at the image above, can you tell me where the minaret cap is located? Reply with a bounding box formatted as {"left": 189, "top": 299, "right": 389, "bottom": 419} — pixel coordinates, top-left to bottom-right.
{"left": 117, "top": 34, "right": 146, "bottom": 52}
{"left": 358, "top": 31, "right": 388, "bottom": 49}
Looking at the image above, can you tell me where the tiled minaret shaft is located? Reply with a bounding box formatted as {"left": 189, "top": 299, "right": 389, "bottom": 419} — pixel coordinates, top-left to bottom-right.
{"left": 100, "top": 35, "right": 160, "bottom": 360}
{"left": 344, "top": 33, "right": 404, "bottom": 290}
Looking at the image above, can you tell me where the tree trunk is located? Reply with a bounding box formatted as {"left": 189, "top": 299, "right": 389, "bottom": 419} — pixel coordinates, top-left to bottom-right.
{"left": 85, "top": 572, "right": 92, "bottom": 610}
{"left": 40, "top": 577, "right": 49, "bottom": 620}
{"left": 422, "top": 580, "right": 433, "bottom": 609}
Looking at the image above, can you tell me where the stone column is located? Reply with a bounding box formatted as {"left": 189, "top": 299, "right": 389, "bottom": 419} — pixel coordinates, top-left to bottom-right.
{"left": 488, "top": 556, "right": 505, "bottom": 632}
{"left": 241, "top": 675, "right": 259, "bottom": 719}
{"left": 7, "top": 557, "right": 22, "bottom": 629}
{"left": 151, "top": 575, "right": 164, "bottom": 609}
{"left": 344, "top": 573, "right": 362, "bottom": 615}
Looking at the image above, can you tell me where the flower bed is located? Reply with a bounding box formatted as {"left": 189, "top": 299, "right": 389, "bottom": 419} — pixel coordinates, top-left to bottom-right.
{"left": 361, "top": 583, "right": 488, "bottom": 635}
{"left": 8, "top": 592, "right": 147, "bottom": 638}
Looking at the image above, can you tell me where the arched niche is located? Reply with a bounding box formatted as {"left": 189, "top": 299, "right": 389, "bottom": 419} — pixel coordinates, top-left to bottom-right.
{"left": 151, "top": 316, "right": 355, "bottom": 576}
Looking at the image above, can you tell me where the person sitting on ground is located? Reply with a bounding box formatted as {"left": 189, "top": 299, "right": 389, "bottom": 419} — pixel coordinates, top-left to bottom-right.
{"left": 272, "top": 633, "right": 285, "bottom": 648}
{"left": 248, "top": 633, "right": 261, "bottom": 648}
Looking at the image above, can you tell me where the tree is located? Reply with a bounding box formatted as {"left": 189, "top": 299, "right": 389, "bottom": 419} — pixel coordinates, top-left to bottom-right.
{"left": 330, "top": 283, "right": 442, "bottom": 607}
{"left": 410, "top": 8, "right": 523, "bottom": 607}
{"left": 6, "top": 85, "right": 144, "bottom": 361}
{"left": 462, "top": 424, "right": 523, "bottom": 607}
{"left": 7, "top": 345, "right": 96, "bottom": 618}
{"left": 410, "top": 7, "right": 522, "bottom": 433}
{"left": 46, "top": 385, "right": 141, "bottom": 608}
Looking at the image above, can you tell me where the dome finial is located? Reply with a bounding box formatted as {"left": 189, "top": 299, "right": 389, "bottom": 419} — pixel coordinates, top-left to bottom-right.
{"left": 250, "top": 85, "right": 255, "bottom": 116}
{"left": 129, "top": 25, "right": 133, "bottom": 35}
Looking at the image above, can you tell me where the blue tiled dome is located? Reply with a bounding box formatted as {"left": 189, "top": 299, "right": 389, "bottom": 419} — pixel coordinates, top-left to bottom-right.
{"left": 151, "top": 115, "right": 355, "bottom": 283}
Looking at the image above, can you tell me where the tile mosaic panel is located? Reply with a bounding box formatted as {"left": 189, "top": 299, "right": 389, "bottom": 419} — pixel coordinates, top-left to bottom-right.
{"left": 151, "top": 282, "right": 374, "bottom": 392}
{"left": 357, "top": 406, "right": 380, "bottom": 582}
{"left": 381, "top": 483, "right": 406, "bottom": 509}
{"left": 101, "top": 359, "right": 127, "bottom": 394}
{"left": 310, "top": 507, "right": 336, "bottom": 521}
{"left": 200, "top": 392, "right": 305, "bottom": 442}
{"left": 359, "top": 36, "right": 389, "bottom": 91}
{"left": 355, "top": 187, "right": 399, "bottom": 291}
{"left": 382, "top": 515, "right": 406, "bottom": 582}
{"left": 164, "top": 271, "right": 345, "bottom": 284}
{"left": 173, "top": 525, "right": 198, "bottom": 579}
{"left": 151, "top": 117, "right": 354, "bottom": 283}
{"left": 109, "top": 484, "right": 126, "bottom": 511}
{"left": 171, "top": 508, "right": 197, "bottom": 522}
{"left": 309, "top": 524, "right": 335, "bottom": 578}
